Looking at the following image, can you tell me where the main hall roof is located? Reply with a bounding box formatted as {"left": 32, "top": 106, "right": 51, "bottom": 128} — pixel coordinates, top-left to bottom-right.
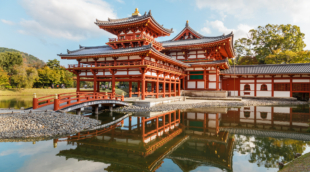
{"left": 221, "top": 63, "right": 310, "bottom": 75}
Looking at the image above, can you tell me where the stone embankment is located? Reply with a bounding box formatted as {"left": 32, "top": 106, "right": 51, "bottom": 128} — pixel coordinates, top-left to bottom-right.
{"left": 115, "top": 99, "right": 308, "bottom": 112}
{"left": 0, "top": 112, "right": 100, "bottom": 139}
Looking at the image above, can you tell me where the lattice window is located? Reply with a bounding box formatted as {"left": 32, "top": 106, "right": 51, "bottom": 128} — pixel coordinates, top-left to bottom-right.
{"left": 244, "top": 84, "right": 251, "bottom": 90}
{"left": 189, "top": 71, "right": 204, "bottom": 80}
{"left": 260, "top": 112, "right": 267, "bottom": 119}
{"left": 244, "top": 112, "right": 250, "bottom": 118}
{"left": 261, "top": 84, "right": 268, "bottom": 91}
{"left": 292, "top": 83, "right": 310, "bottom": 91}
{"left": 274, "top": 84, "right": 290, "bottom": 91}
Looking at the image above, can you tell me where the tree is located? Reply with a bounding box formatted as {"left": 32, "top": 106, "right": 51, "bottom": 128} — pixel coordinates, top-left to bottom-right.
{"left": 10, "top": 63, "right": 39, "bottom": 88}
{"left": 46, "top": 59, "right": 61, "bottom": 69}
{"left": 37, "top": 66, "right": 61, "bottom": 87}
{"left": 237, "top": 56, "right": 260, "bottom": 65}
{"left": 0, "top": 68, "right": 9, "bottom": 86}
{"left": 265, "top": 50, "right": 310, "bottom": 64}
{"left": 235, "top": 24, "right": 306, "bottom": 64}
{"left": 0, "top": 52, "right": 23, "bottom": 76}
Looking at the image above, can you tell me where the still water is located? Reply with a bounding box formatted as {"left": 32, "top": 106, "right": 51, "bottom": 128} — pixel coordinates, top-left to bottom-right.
{"left": 0, "top": 97, "right": 310, "bottom": 172}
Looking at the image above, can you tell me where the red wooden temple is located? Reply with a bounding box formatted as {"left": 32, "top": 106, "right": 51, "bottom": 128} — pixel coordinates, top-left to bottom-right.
{"left": 59, "top": 8, "right": 310, "bottom": 101}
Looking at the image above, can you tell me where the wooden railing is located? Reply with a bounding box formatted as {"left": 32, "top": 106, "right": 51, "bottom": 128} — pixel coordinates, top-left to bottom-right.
{"left": 32, "top": 92, "right": 124, "bottom": 111}
{"left": 108, "top": 33, "right": 163, "bottom": 47}
{"left": 68, "top": 60, "right": 185, "bottom": 74}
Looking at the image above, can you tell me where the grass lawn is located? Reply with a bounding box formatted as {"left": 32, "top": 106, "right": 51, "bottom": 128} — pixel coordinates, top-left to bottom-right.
{"left": 0, "top": 88, "right": 128, "bottom": 96}
{"left": 279, "top": 152, "right": 310, "bottom": 172}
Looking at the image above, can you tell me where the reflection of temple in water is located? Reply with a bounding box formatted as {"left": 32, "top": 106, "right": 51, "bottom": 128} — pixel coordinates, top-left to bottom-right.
{"left": 222, "top": 106, "right": 310, "bottom": 132}
{"left": 56, "top": 109, "right": 235, "bottom": 172}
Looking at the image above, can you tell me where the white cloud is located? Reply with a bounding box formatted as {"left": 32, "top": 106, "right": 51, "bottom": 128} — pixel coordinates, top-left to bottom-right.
{"left": 20, "top": 0, "right": 117, "bottom": 41}
{"left": 201, "top": 27, "right": 211, "bottom": 34}
{"left": 1, "top": 19, "right": 15, "bottom": 25}
{"left": 115, "top": 0, "right": 125, "bottom": 3}
{"left": 202, "top": 20, "right": 253, "bottom": 40}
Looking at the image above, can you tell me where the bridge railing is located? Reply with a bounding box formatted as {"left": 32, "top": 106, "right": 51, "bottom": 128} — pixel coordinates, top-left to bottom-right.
{"left": 32, "top": 92, "right": 124, "bottom": 111}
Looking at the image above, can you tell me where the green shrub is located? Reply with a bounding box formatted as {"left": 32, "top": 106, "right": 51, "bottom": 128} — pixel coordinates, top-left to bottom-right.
{"left": 5, "top": 86, "right": 12, "bottom": 89}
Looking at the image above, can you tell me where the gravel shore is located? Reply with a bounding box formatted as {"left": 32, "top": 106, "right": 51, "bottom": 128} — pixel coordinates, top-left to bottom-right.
{"left": 115, "top": 99, "right": 309, "bottom": 112}
{"left": 0, "top": 112, "right": 100, "bottom": 139}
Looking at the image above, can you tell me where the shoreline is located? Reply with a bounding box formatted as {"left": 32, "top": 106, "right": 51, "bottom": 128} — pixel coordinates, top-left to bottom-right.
{"left": 0, "top": 111, "right": 101, "bottom": 139}
{"left": 115, "top": 99, "right": 309, "bottom": 112}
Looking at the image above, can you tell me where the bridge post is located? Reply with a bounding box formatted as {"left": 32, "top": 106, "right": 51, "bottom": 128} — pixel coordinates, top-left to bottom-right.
{"left": 129, "top": 81, "right": 132, "bottom": 98}
{"left": 121, "top": 92, "right": 124, "bottom": 101}
{"left": 33, "top": 93, "right": 38, "bottom": 109}
{"left": 76, "top": 108, "right": 81, "bottom": 115}
{"left": 92, "top": 105, "right": 99, "bottom": 115}
{"left": 53, "top": 94, "right": 60, "bottom": 111}
{"left": 109, "top": 106, "right": 113, "bottom": 111}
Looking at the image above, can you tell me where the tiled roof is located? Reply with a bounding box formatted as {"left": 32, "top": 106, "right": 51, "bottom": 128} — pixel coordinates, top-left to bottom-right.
{"left": 162, "top": 33, "right": 233, "bottom": 47}
{"left": 221, "top": 63, "right": 310, "bottom": 74}
{"left": 58, "top": 44, "right": 189, "bottom": 67}
{"left": 95, "top": 10, "right": 173, "bottom": 33}
{"left": 187, "top": 59, "right": 229, "bottom": 66}
{"left": 171, "top": 22, "right": 204, "bottom": 41}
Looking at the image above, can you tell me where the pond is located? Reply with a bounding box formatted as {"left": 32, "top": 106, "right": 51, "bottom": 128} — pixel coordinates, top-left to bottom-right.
{"left": 0, "top": 98, "right": 310, "bottom": 172}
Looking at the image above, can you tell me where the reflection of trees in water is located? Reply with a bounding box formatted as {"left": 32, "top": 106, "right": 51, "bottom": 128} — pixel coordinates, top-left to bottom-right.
{"left": 234, "top": 135, "right": 310, "bottom": 168}
{"left": 0, "top": 98, "right": 32, "bottom": 109}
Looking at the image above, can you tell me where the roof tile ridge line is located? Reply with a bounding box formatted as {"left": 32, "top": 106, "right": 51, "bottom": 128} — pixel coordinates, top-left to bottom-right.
{"left": 67, "top": 46, "right": 86, "bottom": 54}
{"left": 186, "top": 26, "right": 204, "bottom": 38}
{"left": 95, "top": 15, "right": 147, "bottom": 24}
{"left": 163, "top": 34, "right": 233, "bottom": 43}
{"left": 83, "top": 45, "right": 110, "bottom": 49}
{"left": 147, "top": 10, "right": 173, "bottom": 33}
{"left": 202, "top": 33, "right": 233, "bottom": 39}
{"left": 234, "top": 63, "right": 310, "bottom": 67}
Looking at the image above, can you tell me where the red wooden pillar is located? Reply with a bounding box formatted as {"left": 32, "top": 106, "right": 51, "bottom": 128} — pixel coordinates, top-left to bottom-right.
{"left": 183, "top": 76, "right": 186, "bottom": 90}
{"left": 174, "top": 80, "right": 177, "bottom": 96}
{"left": 129, "top": 81, "right": 132, "bottom": 98}
{"left": 156, "top": 74, "right": 159, "bottom": 98}
{"left": 151, "top": 82, "right": 154, "bottom": 94}
{"left": 271, "top": 75, "right": 274, "bottom": 97}
{"left": 216, "top": 113, "right": 219, "bottom": 134}
{"left": 129, "top": 116, "right": 132, "bottom": 132}
{"left": 216, "top": 67, "right": 219, "bottom": 91}
{"left": 156, "top": 116, "right": 159, "bottom": 136}
{"left": 271, "top": 107, "right": 274, "bottom": 128}
{"left": 254, "top": 76, "right": 257, "bottom": 97}
{"left": 138, "top": 81, "right": 141, "bottom": 97}
{"left": 254, "top": 106, "right": 257, "bottom": 127}
{"left": 169, "top": 77, "right": 172, "bottom": 97}
{"left": 142, "top": 117, "right": 145, "bottom": 137}
{"left": 112, "top": 72, "right": 115, "bottom": 98}
{"left": 178, "top": 80, "right": 181, "bottom": 96}
{"left": 238, "top": 76, "right": 241, "bottom": 96}
{"left": 290, "top": 75, "right": 293, "bottom": 97}
{"left": 76, "top": 74, "right": 80, "bottom": 92}
{"left": 163, "top": 74, "right": 166, "bottom": 98}
{"left": 142, "top": 72, "right": 146, "bottom": 100}
{"left": 204, "top": 68, "right": 207, "bottom": 89}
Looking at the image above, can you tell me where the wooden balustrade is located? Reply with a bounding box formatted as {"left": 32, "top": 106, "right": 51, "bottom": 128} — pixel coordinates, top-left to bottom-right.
{"left": 32, "top": 92, "right": 124, "bottom": 111}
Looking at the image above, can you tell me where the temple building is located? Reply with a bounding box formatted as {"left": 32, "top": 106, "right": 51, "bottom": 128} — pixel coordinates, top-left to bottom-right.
{"left": 59, "top": 8, "right": 310, "bottom": 101}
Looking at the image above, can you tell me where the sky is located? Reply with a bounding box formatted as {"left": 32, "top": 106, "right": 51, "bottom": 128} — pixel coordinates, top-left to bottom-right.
{"left": 1, "top": 0, "right": 310, "bottom": 66}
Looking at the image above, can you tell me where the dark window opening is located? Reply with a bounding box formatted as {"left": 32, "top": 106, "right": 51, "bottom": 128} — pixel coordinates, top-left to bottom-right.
{"left": 244, "top": 84, "right": 251, "bottom": 90}
{"left": 261, "top": 84, "right": 268, "bottom": 91}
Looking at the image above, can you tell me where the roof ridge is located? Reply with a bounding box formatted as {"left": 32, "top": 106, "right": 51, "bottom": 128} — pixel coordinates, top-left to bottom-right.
{"left": 234, "top": 63, "right": 310, "bottom": 67}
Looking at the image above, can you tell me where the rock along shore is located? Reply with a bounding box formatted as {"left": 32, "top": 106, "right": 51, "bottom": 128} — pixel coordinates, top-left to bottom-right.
{"left": 115, "top": 99, "right": 309, "bottom": 112}
{"left": 0, "top": 112, "right": 100, "bottom": 139}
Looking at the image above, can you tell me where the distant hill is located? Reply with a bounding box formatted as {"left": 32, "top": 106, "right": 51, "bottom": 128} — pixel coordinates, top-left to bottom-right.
{"left": 0, "top": 47, "right": 45, "bottom": 68}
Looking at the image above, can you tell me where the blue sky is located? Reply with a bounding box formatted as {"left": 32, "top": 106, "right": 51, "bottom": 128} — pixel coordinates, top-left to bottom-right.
{"left": 1, "top": 0, "right": 310, "bottom": 66}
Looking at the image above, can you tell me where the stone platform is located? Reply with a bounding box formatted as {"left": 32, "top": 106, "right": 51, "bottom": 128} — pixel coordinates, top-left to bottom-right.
{"left": 124, "top": 96, "right": 184, "bottom": 107}
{"left": 182, "top": 90, "right": 227, "bottom": 98}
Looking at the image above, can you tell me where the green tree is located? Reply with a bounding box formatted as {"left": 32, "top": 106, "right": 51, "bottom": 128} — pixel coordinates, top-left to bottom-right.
{"left": 46, "top": 59, "right": 61, "bottom": 69}
{"left": 265, "top": 50, "right": 310, "bottom": 64}
{"left": 0, "top": 52, "right": 23, "bottom": 76}
{"left": 235, "top": 24, "right": 306, "bottom": 64}
{"left": 37, "top": 66, "right": 61, "bottom": 87}
{"left": 11, "top": 64, "right": 39, "bottom": 88}
{"left": 0, "top": 68, "right": 10, "bottom": 86}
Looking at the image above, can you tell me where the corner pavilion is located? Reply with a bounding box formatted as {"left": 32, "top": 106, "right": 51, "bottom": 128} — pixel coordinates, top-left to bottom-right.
{"left": 59, "top": 8, "right": 310, "bottom": 101}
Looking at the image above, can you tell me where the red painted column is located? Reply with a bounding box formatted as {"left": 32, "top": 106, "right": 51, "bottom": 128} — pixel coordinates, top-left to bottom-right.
{"left": 142, "top": 72, "right": 146, "bottom": 100}
{"left": 156, "top": 74, "right": 159, "bottom": 98}
{"left": 129, "top": 81, "right": 132, "bottom": 98}
{"left": 156, "top": 116, "right": 159, "bottom": 136}
{"left": 151, "top": 82, "right": 154, "bottom": 95}
{"left": 271, "top": 76, "right": 274, "bottom": 97}
{"left": 290, "top": 75, "right": 293, "bottom": 97}
{"left": 254, "top": 76, "right": 257, "bottom": 97}
{"left": 76, "top": 74, "right": 80, "bottom": 92}
{"left": 204, "top": 68, "right": 207, "bottom": 89}
{"left": 178, "top": 80, "right": 181, "bottom": 96}
{"left": 163, "top": 75, "right": 166, "bottom": 98}
{"left": 216, "top": 67, "right": 219, "bottom": 91}
{"left": 169, "top": 77, "right": 172, "bottom": 97}
{"left": 142, "top": 117, "right": 145, "bottom": 137}
{"left": 174, "top": 80, "right": 177, "bottom": 96}
{"left": 238, "top": 76, "right": 241, "bottom": 96}
{"left": 138, "top": 81, "right": 141, "bottom": 97}
{"left": 112, "top": 72, "right": 115, "bottom": 99}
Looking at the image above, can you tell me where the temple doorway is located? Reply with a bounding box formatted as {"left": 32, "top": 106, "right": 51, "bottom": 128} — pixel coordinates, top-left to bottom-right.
{"left": 293, "top": 92, "right": 309, "bottom": 101}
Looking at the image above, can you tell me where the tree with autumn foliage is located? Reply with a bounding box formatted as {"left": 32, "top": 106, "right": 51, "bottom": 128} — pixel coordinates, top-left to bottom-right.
{"left": 235, "top": 24, "right": 309, "bottom": 65}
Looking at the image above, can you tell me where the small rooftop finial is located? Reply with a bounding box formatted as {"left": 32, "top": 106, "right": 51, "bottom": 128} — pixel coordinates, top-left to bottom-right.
{"left": 186, "top": 20, "right": 189, "bottom": 27}
{"left": 132, "top": 8, "right": 140, "bottom": 16}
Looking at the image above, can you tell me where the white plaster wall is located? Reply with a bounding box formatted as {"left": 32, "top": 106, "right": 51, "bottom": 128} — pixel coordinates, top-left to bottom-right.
{"left": 177, "top": 52, "right": 183, "bottom": 55}
{"left": 177, "top": 56, "right": 185, "bottom": 59}
{"left": 129, "top": 71, "right": 140, "bottom": 75}
{"left": 97, "top": 72, "right": 104, "bottom": 75}
{"left": 186, "top": 68, "right": 194, "bottom": 71}
{"left": 187, "top": 113, "right": 195, "bottom": 119}
{"left": 87, "top": 72, "right": 93, "bottom": 76}
{"left": 208, "top": 121, "right": 216, "bottom": 128}
{"left": 146, "top": 71, "right": 151, "bottom": 75}
{"left": 274, "top": 107, "right": 290, "bottom": 113}
{"left": 188, "top": 51, "right": 196, "bottom": 54}
{"left": 229, "top": 91, "right": 238, "bottom": 96}
{"left": 197, "top": 113, "right": 204, "bottom": 120}
{"left": 257, "top": 80, "right": 272, "bottom": 82}
{"left": 106, "top": 57, "right": 113, "bottom": 61}
{"left": 105, "top": 72, "right": 112, "bottom": 75}
{"left": 274, "top": 79, "right": 290, "bottom": 82}
{"left": 151, "top": 72, "right": 157, "bottom": 76}
{"left": 171, "top": 52, "right": 176, "bottom": 55}
{"left": 129, "top": 55, "right": 141, "bottom": 60}
{"left": 209, "top": 83, "right": 216, "bottom": 89}
{"left": 80, "top": 72, "right": 86, "bottom": 76}
{"left": 117, "top": 56, "right": 128, "bottom": 60}
{"left": 274, "top": 91, "right": 290, "bottom": 97}
{"left": 81, "top": 59, "right": 87, "bottom": 62}
{"left": 88, "top": 58, "right": 94, "bottom": 62}
{"left": 195, "top": 68, "right": 204, "bottom": 70}
{"left": 197, "top": 54, "right": 205, "bottom": 58}
{"left": 209, "top": 75, "right": 216, "bottom": 81}
{"left": 188, "top": 82, "right": 196, "bottom": 88}
{"left": 188, "top": 55, "right": 196, "bottom": 59}
{"left": 197, "top": 81, "right": 204, "bottom": 88}
{"left": 257, "top": 84, "right": 272, "bottom": 91}
{"left": 293, "top": 79, "right": 310, "bottom": 82}
{"left": 115, "top": 71, "right": 127, "bottom": 75}
{"left": 256, "top": 91, "right": 272, "bottom": 97}
{"left": 208, "top": 114, "right": 217, "bottom": 119}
